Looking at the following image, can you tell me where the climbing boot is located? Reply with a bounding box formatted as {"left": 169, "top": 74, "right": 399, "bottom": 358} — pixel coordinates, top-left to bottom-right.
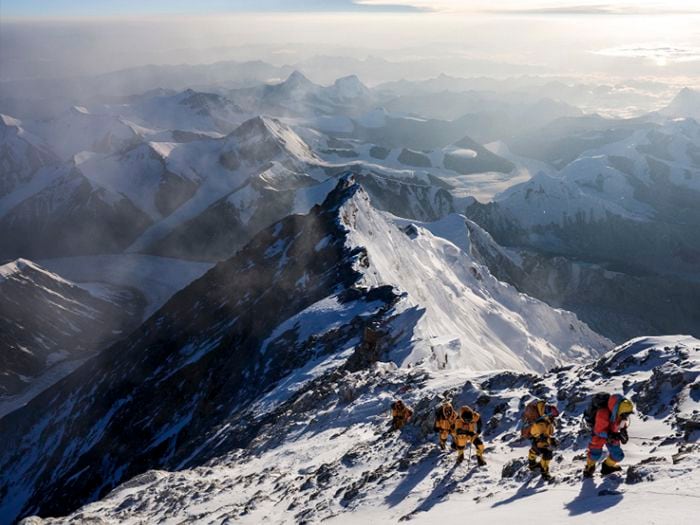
{"left": 528, "top": 459, "right": 540, "bottom": 471}
{"left": 476, "top": 455, "right": 487, "bottom": 467}
{"left": 539, "top": 459, "right": 552, "bottom": 482}
{"left": 582, "top": 463, "right": 596, "bottom": 479}
{"left": 456, "top": 454, "right": 464, "bottom": 465}
{"left": 601, "top": 460, "right": 622, "bottom": 476}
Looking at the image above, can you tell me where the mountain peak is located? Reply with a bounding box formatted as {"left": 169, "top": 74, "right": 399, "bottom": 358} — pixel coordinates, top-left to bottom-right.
{"left": 69, "top": 105, "right": 91, "bottom": 116}
{"left": 179, "top": 89, "right": 231, "bottom": 110}
{"left": 0, "top": 258, "right": 34, "bottom": 281}
{"left": 0, "top": 258, "right": 72, "bottom": 285}
{"left": 0, "top": 113, "right": 22, "bottom": 129}
{"left": 332, "top": 75, "right": 371, "bottom": 99}
{"left": 662, "top": 87, "right": 700, "bottom": 118}
{"left": 334, "top": 74, "right": 363, "bottom": 87}
{"left": 670, "top": 87, "right": 698, "bottom": 104}
{"left": 283, "top": 70, "right": 314, "bottom": 88}
{"left": 317, "top": 173, "right": 364, "bottom": 215}
{"left": 227, "top": 115, "right": 318, "bottom": 164}
{"left": 229, "top": 115, "right": 285, "bottom": 142}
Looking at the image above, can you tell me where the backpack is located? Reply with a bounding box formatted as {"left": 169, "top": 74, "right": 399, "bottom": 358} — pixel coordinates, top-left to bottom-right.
{"left": 435, "top": 403, "right": 454, "bottom": 420}
{"left": 520, "top": 400, "right": 544, "bottom": 439}
{"left": 583, "top": 392, "right": 610, "bottom": 429}
{"left": 435, "top": 406, "right": 444, "bottom": 421}
{"left": 434, "top": 404, "right": 454, "bottom": 431}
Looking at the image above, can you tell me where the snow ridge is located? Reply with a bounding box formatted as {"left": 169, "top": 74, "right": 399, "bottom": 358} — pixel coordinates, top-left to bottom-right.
{"left": 335, "top": 178, "right": 610, "bottom": 372}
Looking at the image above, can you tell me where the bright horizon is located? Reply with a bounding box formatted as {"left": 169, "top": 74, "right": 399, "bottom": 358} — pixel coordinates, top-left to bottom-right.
{"left": 1, "top": 1, "right": 698, "bottom": 99}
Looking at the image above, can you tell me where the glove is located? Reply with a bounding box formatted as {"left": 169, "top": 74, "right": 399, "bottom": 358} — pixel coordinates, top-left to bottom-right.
{"left": 609, "top": 431, "right": 623, "bottom": 442}
{"left": 619, "top": 428, "right": 629, "bottom": 444}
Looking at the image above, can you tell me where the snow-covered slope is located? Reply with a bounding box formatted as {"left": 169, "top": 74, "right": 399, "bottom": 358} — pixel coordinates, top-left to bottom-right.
{"left": 39, "top": 254, "right": 214, "bottom": 319}
{"left": 1, "top": 115, "right": 328, "bottom": 261}
{"left": 101, "top": 88, "right": 247, "bottom": 135}
{"left": 467, "top": 117, "right": 700, "bottom": 276}
{"left": 401, "top": 213, "right": 700, "bottom": 342}
{"left": 0, "top": 114, "right": 59, "bottom": 199}
{"left": 0, "top": 177, "right": 607, "bottom": 524}
{"left": 80, "top": 114, "right": 320, "bottom": 224}
{"left": 146, "top": 164, "right": 336, "bottom": 260}
{"left": 0, "top": 258, "right": 142, "bottom": 402}
{"left": 2, "top": 109, "right": 473, "bottom": 263}
{"left": 78, "top": 141, "right": 200, "bottom": 220}
{"left": 19, "top": 332, "right": 699, "bottom": 524}
{"left": 340, "top": 181, "right": 608, "bottom": 372}
{"left": 147, "top": 164, "right": 459, "bottom": 262}
{"left": 124, "top": 115, "right": 326, "bottom": 252}
{"left": 27, "top": 106, "right": 144, "bottom": 161}
{"left": 661, "top": 88, "right": 700, "bottom": 120}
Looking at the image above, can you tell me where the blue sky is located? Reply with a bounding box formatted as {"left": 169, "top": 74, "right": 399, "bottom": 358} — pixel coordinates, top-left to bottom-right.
{"left": 0, "top": 0, "right": 422, "bottom": 17}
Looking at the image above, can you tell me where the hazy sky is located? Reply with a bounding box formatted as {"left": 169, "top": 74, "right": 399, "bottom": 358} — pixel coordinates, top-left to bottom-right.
{"left": 1, "top": 1, "right": 698, "bottom": 85}
{"left": 4, "top": 0, "right": 700, "bottom": 17}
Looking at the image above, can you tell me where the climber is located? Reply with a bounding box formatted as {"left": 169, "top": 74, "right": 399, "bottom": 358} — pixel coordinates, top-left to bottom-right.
{"left": 452, "top": 405, "right": 486, "bottom": 466}
{"left": 583, "top": 393, "right": 634, "bottom": 478}
{"left": 433, "top": 401, "right": 457, "bottom": 450}
{"left": 390, "top": 399, "right": 413, "bottom": 431}
{"left": 521, "top": 399, "right": 560, "bottom": 481}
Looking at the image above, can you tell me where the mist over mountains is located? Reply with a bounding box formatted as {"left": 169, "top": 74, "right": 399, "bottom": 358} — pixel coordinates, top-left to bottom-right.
{"left": 1, "top": 10, "right": 700, "bottom": 524}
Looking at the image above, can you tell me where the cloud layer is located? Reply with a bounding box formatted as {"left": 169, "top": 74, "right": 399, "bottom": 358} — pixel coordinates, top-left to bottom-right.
{"left": 357, "top": 0, "right": 700, "bottom": 15}
{"left": 596, "top": 44, "right": 700, "bottom": 65}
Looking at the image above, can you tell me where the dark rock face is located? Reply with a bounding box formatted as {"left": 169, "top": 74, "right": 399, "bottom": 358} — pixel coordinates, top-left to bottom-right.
{"left": 397, "top": 148, "right": 431, "bottom": 168}
{"left": 345, "top": 316, "right": 393, "bottom": 372}
{"left": 0, "top": 260, "right": 143, "bottom": 397}
{"left": 501, "top": 457, "right": 528, "bottom": 479}
{"left": 464, "top": 127, "right": 700, "bottom": 339}
{"left": 465, "top": 205, "right": 700, "bottom": 341}
{"left": 355, "top": 115, "right": 491, "bottom": 150}
{"left": 506, "top": 115, "right": 639, "bottom": 169}
{"left": 154, "top": 170, "right": 198, "bottom": 217}
{"left": 369, "top": 146, "right": 390, "bottom": 160}
{"left": 0, "top": 170, "right": 152, "bottom": 260}
{"left": 0, "top": 178, "right": 401, "bottom": 524}
{"left": 466, "top": 220, "right": 700, "bottom": 341}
